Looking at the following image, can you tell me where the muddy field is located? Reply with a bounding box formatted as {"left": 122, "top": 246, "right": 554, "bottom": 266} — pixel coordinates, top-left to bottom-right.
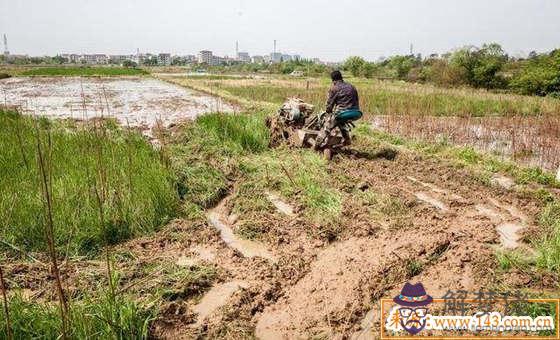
{"left": 0, "top": 76, "right": 236, "bottom": 134}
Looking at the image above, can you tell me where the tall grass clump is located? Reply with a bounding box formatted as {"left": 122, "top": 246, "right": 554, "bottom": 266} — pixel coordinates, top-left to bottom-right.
{"left": 535, "top": 201, "right": 560, "bottom": 272}
{"left": 0, "top": 110, "right": 177, "bottom": 255}
{"left": 171, "top": 111, "right": 269, "bottom": 208}
{"left": 194, "top": 112, "right": 269, "bottom": 154}
{"left": 1, "top": 290, "right": 154, "bottom": 339}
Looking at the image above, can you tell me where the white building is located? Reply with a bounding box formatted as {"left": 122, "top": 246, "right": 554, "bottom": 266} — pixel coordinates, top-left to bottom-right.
{"left": 61, "top": 54, "right": 81, "bottom": 63}
{"left": 198, "top": 50, "right": 213, "bottom": 64}
{"left": 158, "top": 53, "right": 171, "bottom": 66}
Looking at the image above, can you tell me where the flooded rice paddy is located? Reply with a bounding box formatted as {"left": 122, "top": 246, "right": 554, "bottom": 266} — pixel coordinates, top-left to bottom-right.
{"left": 1, "top": 76, "right": 236, "bottom": 135}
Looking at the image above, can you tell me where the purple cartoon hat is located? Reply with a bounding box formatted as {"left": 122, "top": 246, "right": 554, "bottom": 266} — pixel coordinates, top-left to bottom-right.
{"left": 393, "top": 282, "right": 433, "bottom": 307}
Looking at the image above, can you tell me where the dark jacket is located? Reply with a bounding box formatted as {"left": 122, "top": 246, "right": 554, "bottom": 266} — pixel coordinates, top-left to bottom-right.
{"left": 325, "top": 80, "right": 360, "bottom": 114}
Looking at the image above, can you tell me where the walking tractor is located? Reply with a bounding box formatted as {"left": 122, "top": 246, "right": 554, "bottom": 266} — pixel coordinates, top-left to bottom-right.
{"left": 266, "top": 97, "right": 358, "bottom": 159}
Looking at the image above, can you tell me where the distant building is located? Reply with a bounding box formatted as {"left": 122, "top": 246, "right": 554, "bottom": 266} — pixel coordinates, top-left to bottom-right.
{"left": 212, "top": 55, "right": 225, "bottom": 65}
{"left": 270, "top": 52, "right": 282, "bottom": 63}
{"left": 82, "top": 54, "right": 108, "bottom": 64}
{"left": 198, "top": 50, "right": 213, "bottom": 64}
{"left": 237, "top": 51, "right": 250, "bottom": 63}
{"left": 251, "top": 55, "right": 264, "bottom": 63}
{"left": 109, "top": 54, "right": 134, "bottom": 64}
{"left": 281, "top": 54, "right": 292, "bottom": 62}
{"left": 158, "top": 53, "right": 171, "bottom": 66}
{"left": 292, "top": 54, "right": 301, "bottom": 61}
{"left": 61, "top": 53, "right": 81, "bottom": 63}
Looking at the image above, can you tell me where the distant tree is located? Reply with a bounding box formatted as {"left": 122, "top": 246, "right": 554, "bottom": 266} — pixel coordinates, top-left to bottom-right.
{"left": 510, "top": 49, "right": 560, "bottom": 96}
{"left": 386, "top": 55, "right": 417, "bottom": 79}
{"left": 420, "top": 58, "right": 463, "bottom": 87}
{"left": 52, "top": 55, "right": 66, "bottom": 64}
{"left": 528, "top": 51, "right": 538, "bottom": 60}
{"left": 122, "top": 60, "right": 138, "bottom": 68}
{"left": 343, "top": 56, "right": 366, "bottom": 77}
{"left": 143, "top": 56, "right": 158, "bottom": 66}
{"left": 450, "top": 43, "right": 507, "bottom": 89}
{"left": 171, "top": 56, "right": 184, "bottom": 66}
{"left": 360, "top": 62, "right": 377, "bottom": 78}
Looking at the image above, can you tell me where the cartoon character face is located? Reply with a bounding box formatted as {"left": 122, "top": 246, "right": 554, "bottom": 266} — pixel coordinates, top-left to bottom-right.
{"left": 398, "top": 307, "right": 429, "bottom": 335}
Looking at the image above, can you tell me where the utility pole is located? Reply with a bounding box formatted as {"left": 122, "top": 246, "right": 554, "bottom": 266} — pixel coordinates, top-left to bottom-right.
{"left": 409, "top": 43, "right": 413, "bottom": 56}
{"left": 273, "top": 39, "right": 276, "bottom": 54}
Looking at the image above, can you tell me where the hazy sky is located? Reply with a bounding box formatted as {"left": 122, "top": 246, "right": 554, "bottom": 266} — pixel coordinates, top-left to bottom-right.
{"left": 1, "top": 0, "right": 559, "bottom": 61}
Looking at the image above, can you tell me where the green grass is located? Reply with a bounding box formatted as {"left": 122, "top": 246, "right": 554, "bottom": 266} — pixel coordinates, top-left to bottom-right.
{"left": 0, "top": 111, "right": 177, "bottom": 255}
{"left": 535, "top": 201, "right": 560, "bottom": 272}
{"left": 170, "top": 111, "right": 269, "bottom": 209}
{"left": 20, "top": 66, "right": 148, "bottom": 77}
{"left": 495, "top": 249, "right": 531, "bottom": 271}
{"left": 1, "top": 288, "right": 154, "bottom": 339}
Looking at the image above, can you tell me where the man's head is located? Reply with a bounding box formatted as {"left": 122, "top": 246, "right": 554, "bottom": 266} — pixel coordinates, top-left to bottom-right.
{"left": 330, "top": 70, "right": 343, "bottom": 82}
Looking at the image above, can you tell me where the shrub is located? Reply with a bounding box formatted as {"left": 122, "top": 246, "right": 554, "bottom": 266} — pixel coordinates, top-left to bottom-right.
{"left": 510, "top": 50, "right": 560, "bottom": 96}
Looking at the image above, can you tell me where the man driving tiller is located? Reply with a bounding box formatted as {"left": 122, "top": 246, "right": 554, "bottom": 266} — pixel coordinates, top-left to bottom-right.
{"left": 315, "top": 70, "right": 363, "bottom": 149}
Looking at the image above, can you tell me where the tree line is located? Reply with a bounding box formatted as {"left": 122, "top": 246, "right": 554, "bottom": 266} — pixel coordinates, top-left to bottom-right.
{"left": 342, "top": 43, "right": 560, "bottom": 97}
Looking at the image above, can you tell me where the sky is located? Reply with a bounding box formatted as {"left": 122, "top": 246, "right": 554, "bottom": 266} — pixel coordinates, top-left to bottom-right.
{"left": 1, "top": 0, "right": 559, "bottom": 61}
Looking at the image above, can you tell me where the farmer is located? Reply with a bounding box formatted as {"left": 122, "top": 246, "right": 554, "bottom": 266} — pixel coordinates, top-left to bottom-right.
{"left": 315, "top": 70, "right": 362, "bottom": 148}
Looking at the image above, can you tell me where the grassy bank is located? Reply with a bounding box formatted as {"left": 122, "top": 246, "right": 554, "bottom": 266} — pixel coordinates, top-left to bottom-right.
{"left": 20, "top": 66, "right": 148, "bottom": 77}
{"left": 0, "top": 110, "right": 177, "bottom": 255}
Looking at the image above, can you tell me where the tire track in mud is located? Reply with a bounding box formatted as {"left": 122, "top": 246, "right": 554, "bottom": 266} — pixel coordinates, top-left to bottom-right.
{"left": 207, "top": 196, "right": 278, "bottom": 262}
{"left": 255, "top": 150, "right": 538, "bottom": 339}
{"left": 155, "top": 191, "right": 307, "bottom": 337}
